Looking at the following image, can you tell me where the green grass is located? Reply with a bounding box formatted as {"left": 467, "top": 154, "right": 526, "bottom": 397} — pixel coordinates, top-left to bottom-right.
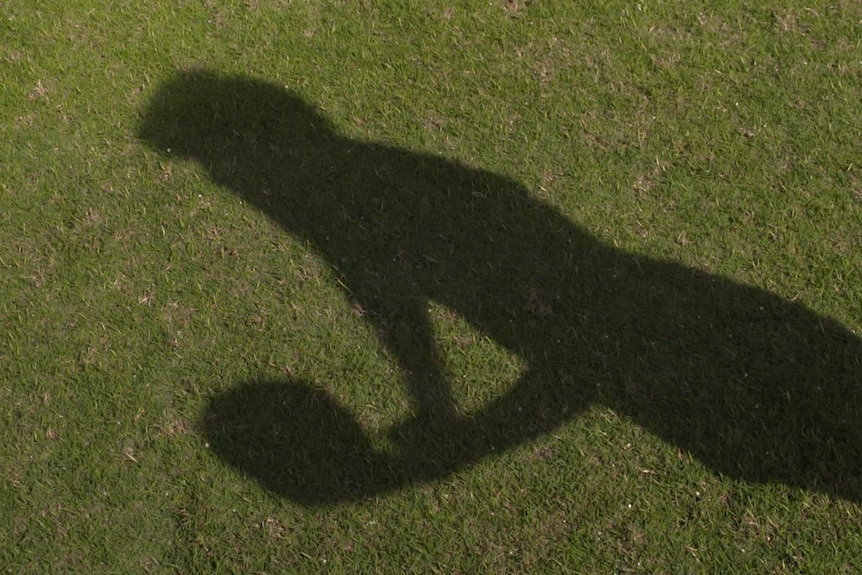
{"left": 2, "top": 0, "right": 862, "bottom": 572}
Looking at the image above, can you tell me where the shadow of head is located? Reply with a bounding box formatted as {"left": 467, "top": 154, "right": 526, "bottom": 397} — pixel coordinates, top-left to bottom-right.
{"left": 138, "top": 69, "right": 335, "bottom": 168}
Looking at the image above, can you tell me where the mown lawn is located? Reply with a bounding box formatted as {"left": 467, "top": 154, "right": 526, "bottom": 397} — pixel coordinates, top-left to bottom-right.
{"left": 2, "top": 1, "right": 861, "bottom": 572}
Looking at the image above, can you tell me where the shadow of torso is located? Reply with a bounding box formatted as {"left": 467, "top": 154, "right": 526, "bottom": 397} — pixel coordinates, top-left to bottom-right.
{"left": 140, "top": 71, "right": 862, "bottom": 505}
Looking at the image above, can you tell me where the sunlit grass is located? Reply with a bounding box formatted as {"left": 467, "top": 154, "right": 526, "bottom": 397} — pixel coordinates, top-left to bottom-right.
{"left": 2, "top": 1, "right": 861, "bottom": 572}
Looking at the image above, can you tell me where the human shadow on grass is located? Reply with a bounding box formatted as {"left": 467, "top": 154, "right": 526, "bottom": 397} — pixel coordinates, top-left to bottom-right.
{"left": 139, "top": 70, "right": 862, "bottom": 506}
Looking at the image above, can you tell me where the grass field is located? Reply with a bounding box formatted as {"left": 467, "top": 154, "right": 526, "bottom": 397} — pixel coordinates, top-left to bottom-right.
{"left": 2, "top": 1, "right": 862, "bottom": 572}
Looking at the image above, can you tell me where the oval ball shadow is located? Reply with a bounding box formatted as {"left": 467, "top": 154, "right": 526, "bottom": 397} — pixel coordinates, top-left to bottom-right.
{"left": 202, "top": 379, "right": 399, "bottom": 506}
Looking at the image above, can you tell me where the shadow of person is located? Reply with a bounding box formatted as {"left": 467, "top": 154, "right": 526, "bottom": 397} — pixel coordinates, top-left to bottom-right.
{"left": 139, "top": 70, "right": 862, "bottom": 506}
